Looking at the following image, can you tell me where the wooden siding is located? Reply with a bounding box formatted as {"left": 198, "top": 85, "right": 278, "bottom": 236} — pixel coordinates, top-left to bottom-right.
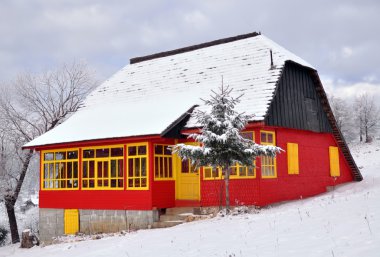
{"left": 265, "top": 62, "right": 332, "bottom": 133}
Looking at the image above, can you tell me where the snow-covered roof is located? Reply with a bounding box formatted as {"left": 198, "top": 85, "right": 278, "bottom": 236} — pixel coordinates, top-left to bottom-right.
{"left": 24, "top": 33, "right": 314, "bottom": 148}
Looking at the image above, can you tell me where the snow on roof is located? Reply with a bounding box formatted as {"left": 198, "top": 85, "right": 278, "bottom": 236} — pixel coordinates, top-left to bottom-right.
{"left": 24, "top": 34, "right": 314, "bottom": 148}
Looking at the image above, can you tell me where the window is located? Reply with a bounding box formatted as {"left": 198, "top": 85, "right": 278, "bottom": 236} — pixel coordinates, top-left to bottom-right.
{"left": 127, "top": 143, "right": 148, "bottom": 189}
{"left": 287, "top": 143, "right": 299, "bottom": 174}
{"left": 42, "top": 149, "right": 79, "bottom": 190}
{"left": 329, "top": 146, "right": 340, "bottom": 177}
{"left": 203, "top": 131, "right": 256, "bottom": 180}
{"left": 154, "top": 144, "right": 173, "bottom": 180}
{"left": 82, "top": 146, "right": 124, "bottom": 189}
{"left": 203, "top": 166, "right": 222, "bottom": 180}
{"left": 260, "top": 131, "right": 277, "bottom": 178}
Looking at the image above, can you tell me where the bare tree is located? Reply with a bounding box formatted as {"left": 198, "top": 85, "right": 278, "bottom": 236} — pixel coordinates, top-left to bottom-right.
{"left": 0, "top": 61, "right": 97, "bottom": 243}
{"left": 329, "top": 95, "right": 355, "bottom": 142}
{"left": 354, "top": 93, "right": 380, "bottom": 143}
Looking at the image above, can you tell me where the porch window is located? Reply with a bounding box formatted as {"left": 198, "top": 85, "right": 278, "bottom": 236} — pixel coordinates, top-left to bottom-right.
{"left": 42, "top": 149, "right": 79, "bottom": 190}
{"left": 127, "top": 143, "right": 149, "bottom": 189}
{"left": 154, "top": 144, "right": 173, "bottom": 180}
{"left": 82, "top": 146, "right": 124, "bottom": 189}
{"left": 260, "top": 131, "right": 277, "bottom": 178}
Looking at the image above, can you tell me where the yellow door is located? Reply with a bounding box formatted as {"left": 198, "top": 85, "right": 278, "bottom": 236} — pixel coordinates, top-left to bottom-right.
{"left": 175, "top": 144, "right": 200, "bottom": 200}
{"left": 64, "top": 209, "right": 79, "bottom": 235}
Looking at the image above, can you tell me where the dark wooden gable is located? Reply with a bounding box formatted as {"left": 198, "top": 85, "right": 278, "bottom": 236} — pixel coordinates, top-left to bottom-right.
{"left": 265, "top": 61, "right": 332, "bottom": 133}
{"left": 265, "top": 61, "right": 362, "bottom": 181}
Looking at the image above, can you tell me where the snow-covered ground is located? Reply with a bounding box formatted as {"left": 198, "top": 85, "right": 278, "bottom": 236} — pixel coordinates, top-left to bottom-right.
{"left": 1, "top": 140, "right": 379, "bottom": 257}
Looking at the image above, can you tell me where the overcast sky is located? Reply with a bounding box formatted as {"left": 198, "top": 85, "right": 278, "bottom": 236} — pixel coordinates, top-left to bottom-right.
{"left": 1, "top": 0, "right": 379, "bottom": 100}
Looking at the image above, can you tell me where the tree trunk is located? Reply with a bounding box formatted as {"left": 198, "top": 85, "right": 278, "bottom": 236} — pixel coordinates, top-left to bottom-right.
{"left": 5, "top": 199, "right": 19, "bottom": 243}
{"left": 224, "top": 167, "right": 230, "bottom": 214}
{"left": 365, "top": 125, "right": 370, "bottom": 143}
{"left": 359, "top": 125, "right": 363, "bottom": 142}
{"left": 4, "top": 150, "right": 33, "bottom": 244}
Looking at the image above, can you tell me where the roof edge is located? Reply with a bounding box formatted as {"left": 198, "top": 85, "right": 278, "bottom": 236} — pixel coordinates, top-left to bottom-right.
{"left": 130, "top": 32, "right": 261, "bottom": 64}
{"left": 308, "top": 70, "right": 363, "bottom": 181}
{"left": 22, "top": 134, "right": 161, "bottom": 151}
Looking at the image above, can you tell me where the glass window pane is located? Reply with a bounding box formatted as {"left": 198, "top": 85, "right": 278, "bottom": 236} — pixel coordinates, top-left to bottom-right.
{"left": 248, "top": 167, "right": 255, "bottom": 176}
{"left": 55, "top": 152, "right": 66, "bottom": 160}
{"left": 83, "top": 149, "right": 94, "bottom": 158}
{"left": 135, "top": 159, "right": 140, "bottom": 177}
{"left": 135, "top": 178, "right": 140, "bottom": 187}
{"left": 44, "top": 164, "right": 48, "bottom": 179}
{"left": 141, "top": 158, "right": 147, "bottom": 176}
{"left": 111, "top": 179, "right": 117, "bottom": 187}
{"left": 159, "top": 157, "right": 164, "bottom": 177}
{"left": 241, "top": 132, "right": 253, "bottom": 141}
{"left": 111, "top": 147, "right": 123, "bottom": 157}
{"left": 44, "top": 153, "right": 54, "bottom": 161}
{"left": 164, "top": 146, "right": 171, "bottom": 155}
{"left": 118, "top": 160, "right": 123, "bottom": 177}
{"left": 155, "top": 157, "right": 159, "bottom": 177}
{"left": 268, "top": 133, "right": 273, "bottom": 144}
{"left": 111, "top": 160, "right": 117, "bottom": 177}
{"left": 68, "top": 151, "right": 78, "bottom": 159}
{"left": 141, "top": 178, "right": 147, "bottom": 187}
{"left": 261, "top": 133, "right": 266, "bottom": 143}
{"left": 73, "top": 162, "right": 78, "bottom": 178}
{"left": 204, "top": 168, "right": 211, "bottom": 178}
{"left": 239, "top": 167, "right": 246, "bottom": 176}
{"left": 138, "top": 146, "right": 147, "bottom": 155}
{"left": 96, "top": 148, "right": 109, "bottom": 158}
{"left": 83, "top": 162, "right": 88, "bottom": 178}
{"left": 128, "top": 146, "right": 136, "bottom": 156}
{"left": 128, "top": 179, "right": 133, "bottom": 187}
{"left": 168, "top": 159, "right": 173, "bottom": 178}
{"left": 104, "top": 162, "right": 108, "bottom": 177}
{"left": 128, "top": 159, "right": 134, "bottom": 177}
{"left": 97, "top": 162, "right": 103, "bottom": 178}
{"left": 89, "top": 161, "right": 95, "bottom": 178}
{"left": 155, "top": 145, "right": 163, "bottom": 155}
{"left": 181, "top": 159, "right": 189, "bottom": 173}
{"left": 118, "top": 179, "right": 123, "bottom": 188}
{"left": 67, "top": 162, "right": 72, "bottom": 178}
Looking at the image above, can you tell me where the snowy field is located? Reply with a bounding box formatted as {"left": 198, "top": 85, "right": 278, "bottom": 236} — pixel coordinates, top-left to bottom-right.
{"left": 1, "top": 140, "right": 379, "bottom": 257}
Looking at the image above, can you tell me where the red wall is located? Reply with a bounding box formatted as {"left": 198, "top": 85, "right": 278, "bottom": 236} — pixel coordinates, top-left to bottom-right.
{"left": 200, "top": 127, "right": 354, "bottom": 207}
{"left": 39, "top": 190, "right": 152, "bottom": 210}
{"left": 38, "top": 127, "right": 355, "bottom": 210}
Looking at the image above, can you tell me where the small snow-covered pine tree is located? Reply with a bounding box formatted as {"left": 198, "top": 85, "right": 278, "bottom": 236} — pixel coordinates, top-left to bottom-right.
{"left": 173, "top": 85, "right": 282, "bottom": 212}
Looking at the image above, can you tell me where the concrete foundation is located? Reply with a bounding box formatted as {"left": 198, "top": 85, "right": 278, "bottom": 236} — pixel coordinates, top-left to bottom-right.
{"left": 39, "top": 208, "right": 159, "bottom": 244}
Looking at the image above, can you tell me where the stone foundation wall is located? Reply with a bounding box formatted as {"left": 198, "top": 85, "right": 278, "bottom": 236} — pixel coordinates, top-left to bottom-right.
{"left": 39, "top": 208, "right": 64, "bottom": 243}
{"left": 39, "top": 208, "right": 159, "bottom": 244}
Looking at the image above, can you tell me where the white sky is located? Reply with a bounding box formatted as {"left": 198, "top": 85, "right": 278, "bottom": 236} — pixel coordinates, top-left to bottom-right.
{"left": 1, "top": 0, "right": 379, "bottom": 101}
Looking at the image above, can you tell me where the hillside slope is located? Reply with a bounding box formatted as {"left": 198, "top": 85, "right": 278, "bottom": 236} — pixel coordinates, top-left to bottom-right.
{"left": 1, "top": 141, "right": 379, "bottom": 257}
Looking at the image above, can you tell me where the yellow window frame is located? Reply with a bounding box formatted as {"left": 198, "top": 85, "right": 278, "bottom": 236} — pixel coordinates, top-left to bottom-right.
{"left": 41, "top": 148, "right": 79, "bottom": 191}
{"left": 154, "top": 144, "right": 174, "bottom": 181}
{"left": 126, "top": 142, "right": 149, "bottom": 190}
{"left": 287, "top": 143, "right": 299, "bottom": 175}
{"left": 81, "top": 145, "right": 124, "bottom": 190}
{"left": 203, "top": 166, "right": 222, "bottom": 180}
{"left": 329, "top": 146, "right": 340, "bottom": 177}
{"left": 260, "top": 130, "right": 277, "bottom": 178}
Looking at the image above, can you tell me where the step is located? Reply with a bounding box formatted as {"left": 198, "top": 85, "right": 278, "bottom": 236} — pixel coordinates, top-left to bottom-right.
{"left": 152, "top": 221, "right": 184, "bottom": 229}
{"left": 159, "top": 214, "right": 188, "bottom": 222}
{"left": 165, "top": 207, "right": 195, "bottom": 215}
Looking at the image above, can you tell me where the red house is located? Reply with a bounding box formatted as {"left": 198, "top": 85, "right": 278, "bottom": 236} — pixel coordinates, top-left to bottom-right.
{"left": 23, "top": 32, "right": 362, "bottom": 243}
